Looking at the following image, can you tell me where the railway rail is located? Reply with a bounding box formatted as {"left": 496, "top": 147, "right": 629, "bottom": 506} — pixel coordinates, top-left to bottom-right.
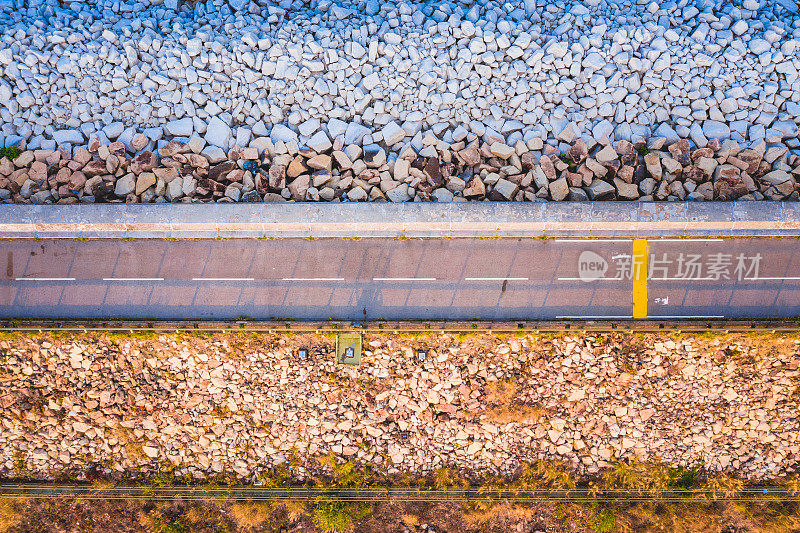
{"left": 0, "top": 484, "right": 798, "bottom": 503}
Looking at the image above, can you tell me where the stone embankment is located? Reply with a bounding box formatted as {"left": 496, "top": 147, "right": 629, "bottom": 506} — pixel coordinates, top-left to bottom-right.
{"left": 2, "top": 130, "right": 799, "bottom": 203}
{"left": 1, "top": 332, "right": 797, "bottom": 482}
{"left": 1, "top": 0, "right": 800, "bottom": 202}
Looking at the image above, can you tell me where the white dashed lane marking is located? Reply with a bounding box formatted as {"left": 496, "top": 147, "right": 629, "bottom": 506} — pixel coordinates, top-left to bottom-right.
{"left": 15, "top": 277, "right": 76, "bottom": 281}
{"left": 102, "top": 278, "right": 164, "bottom": 281}
{"left": 464, "top": 277, "right": 528, "bottom": 281}
{"left": 372, "top": 278, "right": 436, "bottom": 281}
{"left": 192, "top": 278, "right": 255, "bottom": 281}
{"left": 281, "top": 278, "right": 345, "bottom": 281}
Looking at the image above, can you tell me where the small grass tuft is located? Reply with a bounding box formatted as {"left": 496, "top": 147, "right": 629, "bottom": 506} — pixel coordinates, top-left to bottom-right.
{"left": 588, "top": 504, "right": 616, "bottom": 533}
{"left": 0, "top": 146, "right": 20, "bottom": 161}
{"left": 313, "top": 495, "right": 371, "bottom": 533}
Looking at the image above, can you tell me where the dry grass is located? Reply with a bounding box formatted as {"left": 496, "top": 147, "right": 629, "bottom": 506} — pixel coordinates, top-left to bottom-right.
{"left": 462, "top": 501, "right": 539, "bottom": 530}
{"left": 747, "top": 502, "right": 800, "bottom": 533}
{"left": 483, "top": 379, "right": 545, "bottom": 424}
{"left": 598, "top": 460, "right": 681, "bottom": 497}
{"left": 227, "top": 500, "right": 307, "bottom": 531}
{"left": 615, "top": 502, "right": 725, "bottom": 533}
{"left": 0, "top": 497, "right": 23, "bottom": 533}
{"left": 400, "top": 512, "right": 420, "bottom": 528}
{"left": 702, "top": 473, "right": 745, "bottom": 500}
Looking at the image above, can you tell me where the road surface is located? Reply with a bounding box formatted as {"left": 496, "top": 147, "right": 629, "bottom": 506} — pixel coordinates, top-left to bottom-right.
{"left": 2, "top": 237, "right": 799, "bottom": 320}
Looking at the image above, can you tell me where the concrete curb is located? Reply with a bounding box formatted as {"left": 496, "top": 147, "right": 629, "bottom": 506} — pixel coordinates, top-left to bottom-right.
{"left": 0, "top": 202, "right": 795, "bottom": 238}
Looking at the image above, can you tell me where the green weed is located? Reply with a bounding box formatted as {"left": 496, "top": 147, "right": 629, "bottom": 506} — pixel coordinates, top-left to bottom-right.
{"left": 0, "top": 146, "right": 20, "bottom": 160}
{"left": 312, "top": 495, "right": 371, "bottom": 533}
{"left": 588, "top": 504, "right": 616, "bottom": 533}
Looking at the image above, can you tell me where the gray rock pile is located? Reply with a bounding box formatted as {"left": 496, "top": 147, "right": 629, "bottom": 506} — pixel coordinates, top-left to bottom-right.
{"left": 2, "top": 127, "right": 799, "bottom": 203}
{"left": 1, "top": 332, "right": 797, "bottom": 481}
{"left": 0, "top": 0, "right": 799, "bottom": 190}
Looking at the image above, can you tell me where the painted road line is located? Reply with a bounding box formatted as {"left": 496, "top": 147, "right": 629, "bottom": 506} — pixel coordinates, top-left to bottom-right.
{"left": 192, "top": 278, "right": 255, "bottom": 281}
{"left": 15, "top": 277, "right": 76, "bottom": 281}
{"left": 556, "top": 277, "right": 621, "bottom": 281}
{"left": 650, "top": 277, "right": 716, "bottom": 281}
{"left": 281, "top": 278, "right": 344, "bottom": 281}
{"left": 373, "top": 277, "right": 437, "bottom": 281}
{"left": 649, "top": 315, "right": 725, "bottom": 319}
{"left": 554, "top": 239, "right": 632, "bottom": 243}
{"left": 464, "top": 277, "right": 529, "bottom": 281}
{"left": 103, "top": 277, "right": 164, "bottom": 281}
{"left": 655, "top": 238, "right": 724, "bottom": 242}
{"left": 632, "top": 239, "right": 648, "bottom": 319}
{"left": 557, "top": 315, "right": 634, "bottom": 319}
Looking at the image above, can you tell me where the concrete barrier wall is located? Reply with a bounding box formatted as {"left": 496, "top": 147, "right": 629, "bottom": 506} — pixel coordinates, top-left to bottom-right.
{"left": 0, "top": 202, "right": 793, "bottom": 238}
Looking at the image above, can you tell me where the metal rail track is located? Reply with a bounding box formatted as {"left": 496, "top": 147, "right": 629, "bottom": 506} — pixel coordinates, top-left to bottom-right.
{"left": 1, "top": 318, "right": 800, "bottom": 333}
{"left": 0, "top": 484, "right": 798, "bottom": 502}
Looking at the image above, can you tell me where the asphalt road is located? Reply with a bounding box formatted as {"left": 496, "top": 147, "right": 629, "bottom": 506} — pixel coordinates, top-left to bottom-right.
{"left": 1, "top": 237, "right": 799, "bottom": 320}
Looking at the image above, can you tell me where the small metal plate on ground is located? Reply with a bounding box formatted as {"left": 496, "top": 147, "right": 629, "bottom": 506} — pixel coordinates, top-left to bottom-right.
{"left": 336, "top": 333, "right": 362, "bottom": 365}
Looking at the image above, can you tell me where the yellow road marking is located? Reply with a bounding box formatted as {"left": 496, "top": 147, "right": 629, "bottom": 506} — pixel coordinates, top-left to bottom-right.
{"left": 632, "top": 239, "right": 648, "bottom": 319}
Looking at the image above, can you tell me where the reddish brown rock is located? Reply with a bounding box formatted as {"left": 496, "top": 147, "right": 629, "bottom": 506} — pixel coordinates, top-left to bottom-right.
{"left": 55, "top": 167, "right": 72, "bottom": 184}
{"left": 227, "top": 169, "right": 245, "bottom": 182}
{"left": 130, "top": 151, "right": 157, "bottom": 174}
{"left": 458, "top": 146, "right": 481, "bottom": 166}
{"left": 153, "top": 167, "right": 180, "bottom": 182}
{"left": 198, "top": 178, "right": 226, "bottom": 193}
{"left": 82, "top": 160, "right": 108, "bottom": 178}
{"left": 441, "top": 162, "right": 455, "bottom": 180}
{"left": 68, "top": 171, "right": 86, "bottom": 190}
{"left": 683, "top": 165, "right": 708, "bottom": 183}
{"left": 269, "top": 164, "right": 286, "bottom": 190}
{"left": 577, "top": 163, "right": 594, "bottom": 185}
{"left": 57, "top": 184, "right": 77, "bottom": 198}
{"left": 539, "top": 155, "right": 557, "bottom": 181}
{"left": 255, "top": 172, "right": 269, "bottom": 194}
{"left": 423, "top": 157, "right": 443, "bottom": 187}
{"left": 29, "top": 161, "right": 48, "bottom": 182}
{"left": 568, "top": 140, "right": 588, "bottom": 165}
{"left": 463, "top": 176, "right": 486, "bottom": 198}
{"left": 602, "top": 158, "right": 621, "bottom": 178}
{"left": 564, "top": 171, "right": 583, "bottom": 187}
{"left": 92, "top": 179, "right": 115, "bottom": 199}
{"left": 208, "top": 161, "right": 237, "bottom": 181}
{"left": 186, "top": 153, "right": 210, "bottom": 169}
{"left": 131, "top": 134, "right": 150, "bottom": 152}
{"left": 520, "top": 152, "right": 536, "bottom": 170}
{"left": 616, "top": 140, "right": 636, "bottom": 165}
{"left": 159, "top": 141, "right": 188, "bottom": 158}
{"left": 668, "top": 139, "right": 690, "bottom": 157}
{"left": 691, "top": 147, "right": 714, "bottom": 161}
{"left": 288, "top": 174, "right": 310, "bottom": 200}
{"left": 108, "top": 141, "right": 126, "bottom": 157}
{"left": 0, "top": 157, "right": 13, "bottom": 177}
{"left": 286, "top": 156, "right": 308, "bottom": 178}
{"left": 714, "top": 164, "right": 739, "bottom": 179}
{"left": 668, "top": 139, "right": 692, "bottom": 166}
{"left": 617, "top": 165, "right": 634, "bottom": 184}
{"left": 73, "top": 148, "right": 92, "bottom": 166}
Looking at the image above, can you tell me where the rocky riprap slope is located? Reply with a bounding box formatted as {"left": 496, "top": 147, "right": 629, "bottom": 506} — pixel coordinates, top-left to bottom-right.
{"left": 1, "top": 128, "right": 799, "bottom": 203}
{"left": 0, "top": 0, "right": 799, "bottom": 201}
{"left": 1, "top": 332, "right": 798, "bottom": 481}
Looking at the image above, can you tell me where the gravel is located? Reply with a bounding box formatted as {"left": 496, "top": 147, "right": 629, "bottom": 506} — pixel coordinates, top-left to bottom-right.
{"left": 0, "top": 0, "right": 799, "bottom": 200}
{"left": 2, "top": 132, "right": 798, "bottom": 203}
{"left": 1, "top": 332, "right": 798, "bottom": 482}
